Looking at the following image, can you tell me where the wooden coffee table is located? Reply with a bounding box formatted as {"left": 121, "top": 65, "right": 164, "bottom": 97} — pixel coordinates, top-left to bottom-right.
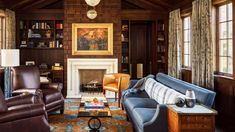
{"left": 78, "top": 95, "right": 112, "bottom": 132}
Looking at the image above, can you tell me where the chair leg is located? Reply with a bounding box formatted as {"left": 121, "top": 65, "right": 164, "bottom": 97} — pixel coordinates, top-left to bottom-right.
{"left": 103, "top": 90, "right": 105, "bottom": 95}
{"left": 118, "top": 92, "right": 120, "bottom": 108}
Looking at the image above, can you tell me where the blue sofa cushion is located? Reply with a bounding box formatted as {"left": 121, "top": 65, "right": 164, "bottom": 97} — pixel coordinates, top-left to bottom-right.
{"left": 132, "top": 108, "right": 156, "bottom": 130}
{"left": 156, "top": 73, "right": 216, "bottom": 107}
{"left": 124, "top": 98, "right": 158, "bottom": 111}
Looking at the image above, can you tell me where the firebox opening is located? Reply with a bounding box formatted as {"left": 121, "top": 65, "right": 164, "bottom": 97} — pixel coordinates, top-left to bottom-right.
{"left": 79, "top": 69, "right": 106, "bottom": 93}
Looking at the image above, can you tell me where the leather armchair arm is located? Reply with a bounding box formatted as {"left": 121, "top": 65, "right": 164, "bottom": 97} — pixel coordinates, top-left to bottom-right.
{"left": 103, "top": 74, "right": 115, "bottom": 86}
{"left": 119, "top": 76, "right": 130, "bottom": 91}
{"left": 41, "top": 83, "right": 63, "bottom": 92}
{"left": 144, "top": 104, "right": 168, "bottom": 132}
{"left": 6, "top": 94, "right": 35, "bottom": 107}
{"left": 12, "top": 88, "right": 42, "bottom": 96}
{"left": 0, "top": 104, "right": 45, "bottom": 123}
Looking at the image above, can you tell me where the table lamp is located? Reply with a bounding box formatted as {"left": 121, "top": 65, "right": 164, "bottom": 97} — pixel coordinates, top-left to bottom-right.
{"left": 1, "top": 49, "right": 19, "bottom": 98}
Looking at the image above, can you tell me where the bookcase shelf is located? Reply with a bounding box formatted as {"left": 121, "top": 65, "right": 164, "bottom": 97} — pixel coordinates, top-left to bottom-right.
{"left": 121, "top": 20, "right": 130, "bottom": 74}
{"left": 156, "top": 20, "right": 168, "bottom": 74}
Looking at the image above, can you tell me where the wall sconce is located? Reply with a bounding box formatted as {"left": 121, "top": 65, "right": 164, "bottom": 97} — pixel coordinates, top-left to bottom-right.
{"left": 87, "top": 9, "right": 97, "bottom": 19}
{"left": 85, "top": 0, "right": 101, "bottom": 6}
{"left": 85, "top": 0, "right": 101, "bottom": 19}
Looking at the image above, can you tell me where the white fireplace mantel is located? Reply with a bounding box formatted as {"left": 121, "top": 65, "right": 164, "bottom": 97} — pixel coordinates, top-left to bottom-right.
{"left": 67, "top": 58, "right": 118, "bottom": 98}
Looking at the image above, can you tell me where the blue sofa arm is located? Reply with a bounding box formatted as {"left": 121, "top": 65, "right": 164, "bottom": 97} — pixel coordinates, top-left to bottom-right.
{"left": 144, "top": 104, "right": 168, "bottom": 132}
{"left": 128, "top": 80, "right": 139, "bottom": 89}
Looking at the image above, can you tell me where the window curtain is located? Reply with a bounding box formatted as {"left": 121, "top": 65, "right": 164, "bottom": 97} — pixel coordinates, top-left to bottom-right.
{"left": 168, "top": 9, "right": 182, "bottom": 79}
{"left": 4, "top": 9, "right": 16, "bottom": 49}
{"left": 191, "top": 0, "right": 214, "bottom": 89}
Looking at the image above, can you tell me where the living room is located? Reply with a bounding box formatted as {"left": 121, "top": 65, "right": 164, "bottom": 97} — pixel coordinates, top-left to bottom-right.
{"left": 0, "top": 0, "right": 234, "bottom": 132}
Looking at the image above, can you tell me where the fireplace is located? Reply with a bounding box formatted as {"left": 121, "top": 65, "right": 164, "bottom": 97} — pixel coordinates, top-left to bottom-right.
{"left": 67, "top": 58, "right": 118, "bottom": 98}
{"left": 79, "top": 69, "right": 105, "bottom": 92}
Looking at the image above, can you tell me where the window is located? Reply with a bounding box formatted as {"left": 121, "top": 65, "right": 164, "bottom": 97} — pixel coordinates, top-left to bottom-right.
{"left": 183, "top": 17, "right": 191, "bottom": 67}
{"left": 217, "top": 3, "right": 233, "bottom": 74}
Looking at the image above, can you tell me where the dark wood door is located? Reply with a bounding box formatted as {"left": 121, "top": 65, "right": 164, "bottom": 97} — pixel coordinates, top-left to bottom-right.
{"left": 130, "top": 21, "right": 152, "bottom": 79}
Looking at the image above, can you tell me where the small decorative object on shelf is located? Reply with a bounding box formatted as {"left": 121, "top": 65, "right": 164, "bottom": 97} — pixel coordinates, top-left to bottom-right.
{"left": 185, "top": 90, "right": 196, "bottom": 108}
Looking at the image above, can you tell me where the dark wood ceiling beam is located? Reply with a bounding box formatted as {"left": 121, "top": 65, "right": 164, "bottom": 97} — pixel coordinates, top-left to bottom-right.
{"left": 10, "top": 0, "right": 33, "bottom": 10}
{"left": 23, "top": 0, "right": 60, "bottom": 9}
{"left": 126, "top": 0, "right": 165, "bottom": 11}
{"left": 147, "top": 0, "right": 173, "bottom": 10}
{"left": 21, "top": 0, "right": 58, "bottom": 10}
{"left": 172, "top": 0, "right": 193, "bottom": 10}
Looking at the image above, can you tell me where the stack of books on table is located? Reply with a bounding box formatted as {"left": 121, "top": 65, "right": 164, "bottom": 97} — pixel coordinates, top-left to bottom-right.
{"left": 84, "top": 101, "right": 105, "bottom": 109}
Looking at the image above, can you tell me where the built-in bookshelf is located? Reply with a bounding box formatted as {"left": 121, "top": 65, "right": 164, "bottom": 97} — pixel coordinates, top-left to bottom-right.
{"left": 17, "top": 19, "right": 64, "bottom": 87}
{"left": 121, "top": 20, "right": 130, "bottom": 74}
{"left": 156, "top": 20, "right": 167, "bottom": 73}
{"left": 19, "top": 20, "right": 63, "bottom": 49}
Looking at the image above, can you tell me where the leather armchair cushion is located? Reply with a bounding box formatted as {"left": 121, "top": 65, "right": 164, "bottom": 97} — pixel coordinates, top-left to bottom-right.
{"left": 0, "top": 104, "right": 45, "bottom": 123}
{"left": 42, "top": 88, "right": 62, "bottom": 104}
{"left": 103, "top": 83, "right": 118, "bottom": 92}
{"left": 0, "top": 89, "right": 7, "bottom": 113}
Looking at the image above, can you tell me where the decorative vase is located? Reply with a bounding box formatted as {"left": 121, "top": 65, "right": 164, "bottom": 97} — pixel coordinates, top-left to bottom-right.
{"left": 185, "top": 90, "right": 196, "bottom": 108}
{"left": 175, "top": 97, "right": 185, "bottom": 107}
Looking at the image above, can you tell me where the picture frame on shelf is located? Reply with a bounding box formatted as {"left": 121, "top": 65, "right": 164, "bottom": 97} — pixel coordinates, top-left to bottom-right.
{"left": 25, "top": 61, "right": 35, "bottom": 66}
{"left": 72, "top": 23, "right": 113, "bottom": 55}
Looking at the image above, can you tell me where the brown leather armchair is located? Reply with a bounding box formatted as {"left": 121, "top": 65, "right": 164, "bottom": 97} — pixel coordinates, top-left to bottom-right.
{"left": 11, "top": 66, "right": 64, "bottom": 114}
{"left": 103, "top": 73, "right": 130, "bottom": 107}
{"left": 0, "top": 89, "right": 50, "bottom": 132}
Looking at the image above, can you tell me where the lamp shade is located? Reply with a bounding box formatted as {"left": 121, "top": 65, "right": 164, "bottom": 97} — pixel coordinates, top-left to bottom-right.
{"left": 1, "top": 49, "right": 20, "bottom": 67}
{"left": 85, "top": 0, "right": 101, "bottom": 6}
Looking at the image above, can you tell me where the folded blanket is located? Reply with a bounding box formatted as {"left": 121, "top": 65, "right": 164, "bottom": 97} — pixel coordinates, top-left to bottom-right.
{"left": 121, "top": 74, "right": 154, "bottom": 105}
{"left": 131, "top": 74, "right": 155, "bottom": 91}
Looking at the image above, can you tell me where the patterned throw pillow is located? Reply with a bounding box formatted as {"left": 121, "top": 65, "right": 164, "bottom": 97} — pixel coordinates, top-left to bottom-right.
{"left": 145, "top": 78, "right": 185, "bottom": 105}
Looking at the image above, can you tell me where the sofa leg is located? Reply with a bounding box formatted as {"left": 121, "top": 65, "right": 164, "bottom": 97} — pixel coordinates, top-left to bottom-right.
{"left": 60, "top": 109, "right": 64, "bottom": 114}
{"left": 126, "top": 114, "right": 129, "bottom": 121}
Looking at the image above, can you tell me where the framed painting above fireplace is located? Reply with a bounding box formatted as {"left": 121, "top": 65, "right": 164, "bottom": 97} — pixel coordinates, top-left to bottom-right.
{"left": 72, "top": 23, "right": 113, "bottom": 55}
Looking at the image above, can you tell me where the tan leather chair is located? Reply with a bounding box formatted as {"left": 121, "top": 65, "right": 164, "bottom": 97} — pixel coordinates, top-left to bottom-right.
{"left": 103, "top": 73, "right": 130, "bottom": 107}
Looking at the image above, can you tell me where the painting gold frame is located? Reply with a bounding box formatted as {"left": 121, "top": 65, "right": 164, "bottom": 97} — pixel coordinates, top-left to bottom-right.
{"left": 72, "top": 23, "right": 113, "bottom": 55}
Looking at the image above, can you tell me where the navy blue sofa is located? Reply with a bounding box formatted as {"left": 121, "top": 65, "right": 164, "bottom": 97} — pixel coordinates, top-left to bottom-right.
{"left": 122, "top": 73, "right": 216, "bottom": 132}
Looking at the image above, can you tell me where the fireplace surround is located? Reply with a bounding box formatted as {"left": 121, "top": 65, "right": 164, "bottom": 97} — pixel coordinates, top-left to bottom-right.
{"left": 67, "top": 58, "right": 118, "bottom": 98}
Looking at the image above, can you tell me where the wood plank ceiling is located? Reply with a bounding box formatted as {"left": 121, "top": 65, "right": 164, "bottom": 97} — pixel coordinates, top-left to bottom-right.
{"left": 1, "top": 0, "right": 193, "bottom": 11}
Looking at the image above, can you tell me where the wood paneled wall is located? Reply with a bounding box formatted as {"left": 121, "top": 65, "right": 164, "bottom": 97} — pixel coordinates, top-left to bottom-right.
{"left": 63, "top": 0, "right": 122, "bottom": 96}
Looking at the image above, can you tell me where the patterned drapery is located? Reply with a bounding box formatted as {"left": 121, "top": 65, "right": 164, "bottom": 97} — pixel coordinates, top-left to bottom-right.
{"left": 168, "top": 9, "right": 182, "bottom": 79}
{"left": 191, "top": 0, "right": 214, "bottom": 89}
{"left": 5, "top": 9, "right": 16, "bottom": 49}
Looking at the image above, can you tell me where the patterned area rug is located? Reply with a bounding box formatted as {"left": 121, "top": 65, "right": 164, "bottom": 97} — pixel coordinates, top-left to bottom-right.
{"left": 49, "top": 99, "right": 133, "bottom": 132}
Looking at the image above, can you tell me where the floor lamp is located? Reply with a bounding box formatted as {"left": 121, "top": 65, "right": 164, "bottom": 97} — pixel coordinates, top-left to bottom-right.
{"left": 1, "top": 49, "right": 19, "bottom": 98}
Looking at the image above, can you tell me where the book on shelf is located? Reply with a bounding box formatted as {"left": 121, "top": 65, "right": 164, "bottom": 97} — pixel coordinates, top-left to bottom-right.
{"left": 56, "top": 23, "right": 63, "bottom": 29}
{"left": 84, "top": 101, "right": 105, "bottom": 108}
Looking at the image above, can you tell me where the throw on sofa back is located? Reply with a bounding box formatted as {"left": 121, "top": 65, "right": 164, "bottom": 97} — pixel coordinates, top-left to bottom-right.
{"left": 156, "top": 73, "right": 216, "bottom": 108}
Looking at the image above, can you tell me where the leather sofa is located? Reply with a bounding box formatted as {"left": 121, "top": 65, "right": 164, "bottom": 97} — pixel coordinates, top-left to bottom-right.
{"left": 11, "top": 66, "right": 64, "bottom": 114}
{"left": 0, "top": 88, "right": 50, "bottom": 132}
{"left": 122, "top": 73, "right": 216, "bottom": 132}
